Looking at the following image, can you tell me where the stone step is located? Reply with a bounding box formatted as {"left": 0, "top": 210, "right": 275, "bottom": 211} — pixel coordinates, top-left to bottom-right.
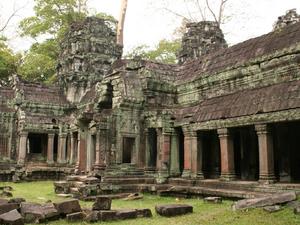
{"left": 102, "top": 177, "right": 155, "bottom": 185}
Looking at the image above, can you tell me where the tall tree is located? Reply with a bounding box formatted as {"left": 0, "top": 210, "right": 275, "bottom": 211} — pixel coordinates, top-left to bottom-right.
{"left": 117, "top": 0, "right": 128, "bottom": 46}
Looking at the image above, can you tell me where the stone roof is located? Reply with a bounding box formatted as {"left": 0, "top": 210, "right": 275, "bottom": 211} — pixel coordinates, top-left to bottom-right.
{"left": 176, "top": 21, "right": 300, "bottom": 83}
{"left": 16, "top": 80, "right": 69, "bottom": 106}
{"left": 173, "top": 80, "right": 300, "bottom": 123}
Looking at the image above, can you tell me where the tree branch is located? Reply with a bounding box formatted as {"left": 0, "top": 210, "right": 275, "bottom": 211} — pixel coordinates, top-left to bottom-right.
{"left": 205, "top": 0, "right": 218, "bottom": 24}
{"left": 0, "top": 1, "right": 26, "bottom": 32}
{"left": 162, "top": 7, "right": 190, "bottom": 21}
{"left": 218, "top": 0, "right": 228, "bottom": 25}
{"left": 196, "top": 0, "right": 206, "bottom": 21}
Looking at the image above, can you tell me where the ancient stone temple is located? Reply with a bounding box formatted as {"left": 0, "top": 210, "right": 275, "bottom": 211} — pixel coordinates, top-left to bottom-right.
{"left": 0, "top": 9, "right": 300, "bottom": 195}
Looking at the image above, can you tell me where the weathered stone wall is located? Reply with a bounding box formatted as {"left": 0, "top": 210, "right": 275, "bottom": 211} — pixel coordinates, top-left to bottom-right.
{"left": 177, "top": 21, "right": 227, "bottom": 64}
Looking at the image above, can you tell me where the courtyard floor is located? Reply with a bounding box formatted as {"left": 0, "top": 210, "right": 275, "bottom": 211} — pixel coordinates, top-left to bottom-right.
{"left": 0, "top": 181, "right": 299, "bottom": 225}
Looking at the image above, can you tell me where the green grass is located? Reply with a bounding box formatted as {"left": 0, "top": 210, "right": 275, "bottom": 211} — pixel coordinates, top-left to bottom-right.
{"left": 0, "top": 181, "right": 300, "bottom": 225}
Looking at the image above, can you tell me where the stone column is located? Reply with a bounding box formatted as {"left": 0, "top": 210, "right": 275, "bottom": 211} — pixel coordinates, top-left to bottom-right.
{"left": 170, "top": 130, "right": 180, "bottom": 177}
{"left": 156, "top": 128, "right": 171, "bottom": 183}
{"left": 17, "top": 131, "right": 28, "bottom": 165}
{"left": 255, "top": 124, "right": 276, "bottom": 183}
{"left": 57, "top": 134, "right": 67, "bottom": 164}
{"left": 195, "top": 132, "right": 204, "bottom": 179}
{"left": 182, "top": 130, "right": 197, "bottom": 178}
{"left": 47, "top": 133, "right": 55, "bottom": 164}
{"left": 94, "top": 130, "right": 106, "bottom": 172}
{"left": 69, "top": 133, "right": 76, "bottom": 165}
{"left": 218, "top": 128, "right": 236, "bottom": 181}
{"left": 144, "top": 129, "right": 152, "bottom": 172}
{"left": 75, "top": 134, "right": 81, "bottom": 173}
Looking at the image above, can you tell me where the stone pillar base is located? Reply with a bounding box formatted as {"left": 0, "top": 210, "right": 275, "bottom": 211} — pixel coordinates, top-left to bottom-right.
{"left": 220, "top": 173, "right": 236, "bottom": 181}
{"left": 144, "top": 167, "right": 156, "bottom": 175}
{"left": 169, "top": 170, "right": 181, "bottom": 177}
{"left": 259, "top": 174, "right": 276, "bottom": 184}
{"left": 156, "top": 170, "right": 169, "bottom": 184}
{"left": 181, "top": 170, "right": 191, "bottom": 178}
{"left": 47, "top": 160, "right": 54, "bottom": 165}
{"left": 191, "top": 172, "right": 204, "bottom": 179}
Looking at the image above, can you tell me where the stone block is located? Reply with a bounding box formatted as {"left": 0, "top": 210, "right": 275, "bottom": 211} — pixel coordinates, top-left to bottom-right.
{"left": 116, "top": 209, "right": 137, "bottom": 220}
{"left": 232, "top": 192, "right": 296, "bottom": 210}
{"left": 8, "top": 198, "right": 26, "bottom": 204}
{"left": 92, "top": 197, "right": 111, "bottom": 210}
{"left": 204, "top": 197, "right": 222, "bottom": 204}
{"left": 85, "top": 211, "right": 99, "bottom": 223}
{"left": 263, "top": 205, "right": 281, "bottom": 213}
{"left": 53, "top": 181, "right": 70, "bottom": 194}
{"left": 98, "top": 210, "right": 117, "bottom": 221}
{"left": 155, "top": 204, "right": 193, "bottom": 217}
{"left": 66, "top": 212, "right": 85, "bottom": 221}
{"left": 136, "top": 208, "right": 152, "bottom": 218}
{"left": 20, "top": 202, "right": 59, "bottom": 223}
{"left": 0, "top": 203, "right": 19, "bottom": 215}
{"left": 0, "top": 209, "right": 24, "bottom": 225}
{"left": 123, "top": 193, "right": 143, "bottom": 201}
{"left": 54, "top": 199, "right": 81, "bottom": 216}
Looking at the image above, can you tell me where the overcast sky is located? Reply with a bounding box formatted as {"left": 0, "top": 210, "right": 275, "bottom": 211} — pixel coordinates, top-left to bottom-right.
{"left": 1, "top": 0, "right": 300, "bottom": 53}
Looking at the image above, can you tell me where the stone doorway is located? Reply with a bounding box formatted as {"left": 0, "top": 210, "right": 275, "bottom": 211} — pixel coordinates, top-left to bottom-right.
{"left": 28, "top": 133, "right": 47, "bottom": 161}
{"left": 202, "top": 130, "right": 220, "bottom": 179}
{"left": 232, "top": 126, "right": 259, "bottom": 181}
{"left": 122, "top": 137, "right": 135, "bottom": 164}
{"left": 273, "top": 121, "right": 300, "bottom": 183}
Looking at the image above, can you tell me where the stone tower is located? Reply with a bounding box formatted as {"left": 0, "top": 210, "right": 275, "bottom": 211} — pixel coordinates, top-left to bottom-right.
{"left": 177, "top": 21, "right": 227, "bottom": 64}
{"left": 273, "top": 9, "right": 300, "bottom": 31}
{"left": 58, "top": 17, "right": 123, "bottom": 103}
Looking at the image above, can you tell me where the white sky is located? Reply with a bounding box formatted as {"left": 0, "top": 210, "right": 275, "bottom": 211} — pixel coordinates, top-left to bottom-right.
{"left": 1, "top": 0, "right": 300, "bottom": 54}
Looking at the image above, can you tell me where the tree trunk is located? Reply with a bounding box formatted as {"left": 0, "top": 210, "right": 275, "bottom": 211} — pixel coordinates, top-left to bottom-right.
{"left": 117, "top": 0, "right": 128, "bottom": 46}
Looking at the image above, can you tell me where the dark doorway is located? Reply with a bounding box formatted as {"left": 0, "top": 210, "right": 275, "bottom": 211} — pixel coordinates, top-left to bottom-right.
{"left": 273, "top": 121, "right": 300, "bottom": 183}
{"left": 232, "top": 126, "right": 259, "bottom": 181}
{"left": 122, "top": 137, "right": 135, "bottom": 163}
{"left": 148, "top": 128, "right": 157, "bottom": 168}
{"left": 176, "top": 128, "right": 184, "bottom": 174}
{"left": 28, "top": 133, "right": 47, "bottom": 161}
{"left": 53, "top": 134, "right": 58, "bottom": 162}
{"left": 202, "top": 130, "right": 221, "bottom": 179}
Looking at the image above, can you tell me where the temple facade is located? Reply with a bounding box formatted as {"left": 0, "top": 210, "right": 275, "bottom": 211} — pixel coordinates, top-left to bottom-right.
{"left": 0, "top": 10, "right": 300, "bottom": 186}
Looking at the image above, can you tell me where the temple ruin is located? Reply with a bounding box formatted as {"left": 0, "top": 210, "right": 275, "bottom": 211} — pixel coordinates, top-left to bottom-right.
{"left": 0, "top": 9, "right": 300, "bottom": 196}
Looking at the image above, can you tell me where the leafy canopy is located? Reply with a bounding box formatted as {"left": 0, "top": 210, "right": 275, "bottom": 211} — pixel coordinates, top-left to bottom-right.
{"left": 125, "top": 39, "right": 181, "bottom": 64}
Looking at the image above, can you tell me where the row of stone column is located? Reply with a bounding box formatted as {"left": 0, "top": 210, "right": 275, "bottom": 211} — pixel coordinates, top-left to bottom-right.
{"left": 17, "top": 132, "right": 77, "bottom": 165}
{"left": 145, "top": 124, "right": 275, "bottom": 183}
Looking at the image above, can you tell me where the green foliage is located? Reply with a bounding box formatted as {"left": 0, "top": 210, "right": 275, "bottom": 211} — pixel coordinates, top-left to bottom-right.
{"left": 19, "top": 0, "right": 88, "bottom": 39}
{"left": 125, "top": 39, "right": 181, "bottom": 64}
{"left": 0, "top": 37, "right": 18, "bottom": 81}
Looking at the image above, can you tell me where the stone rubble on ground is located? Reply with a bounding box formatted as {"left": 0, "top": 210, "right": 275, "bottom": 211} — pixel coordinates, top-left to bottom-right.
{"left": 155, "top": 204, "right": 193, "bottom": 217}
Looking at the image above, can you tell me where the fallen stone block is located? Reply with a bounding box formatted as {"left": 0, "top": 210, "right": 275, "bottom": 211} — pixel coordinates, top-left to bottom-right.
{"left": 0, "top": 209, "right": 24, "bottom": 225}
{"left": 8, "top": 198, "right": 26, "bottom": 204}
{"left": 20, "top": 202, "right": 59, "bottom": 223}
{"left": 56, "top": 194, "right": 72, "bottom": 198}
{"left": 98, "top": 210, "right": 117, "bottom": 221}
{"left": 53, "top": 181, "right": 70, "bottom": 194}
{"left": 232, "top": 192, "right": 297, "bottom": 210}
{"left": 85, "top": 211, "right": 99, "bottom": 223}
{"left": 136, "top": 208, "right": 152, "bottom": 218}
{"left": 0, "top": 186, "right": 13, "bottom": 191}
{"left": 155, "top": 204, "right": 193, "bottom": 217}
{"left": 54, "top": 199, "right": 81, "bottom": 216}
{"left": 92, "top": 197, "right": 111, "bottom": 210}
{"left": 294, "top": 206, "right": 300, "bottom": 215}
{"left": 123, "top": 193, "right": 143, "bottom": 201}
{"left": 116, "top": 209, "right": 137, "bottom": 220}
{"left": 0, "top": 203, "right": 19, "bottom": 215}
{"left": 0, "top": 191, "right": 13, "bottom": 198}
{"left": 66, "top": 212, "right": 85, "bottom": 222}
{"left": 204, "top": 197, "right": 222, "bottom": 204}
{"left": 263, "top": 205, "right": 282, "bottom": 213}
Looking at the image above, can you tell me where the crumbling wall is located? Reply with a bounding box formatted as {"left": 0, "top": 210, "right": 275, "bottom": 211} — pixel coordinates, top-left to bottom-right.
{"left": 273, "top": 9, "right": 300, "bottom": 31}
{"left": 177, "top": 21, "right": 227, "bottom": 64}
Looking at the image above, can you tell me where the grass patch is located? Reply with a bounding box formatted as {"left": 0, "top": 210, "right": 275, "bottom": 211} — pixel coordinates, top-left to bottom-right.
{"left": 0, "top": 181, "right": 300, "bottom": 225}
